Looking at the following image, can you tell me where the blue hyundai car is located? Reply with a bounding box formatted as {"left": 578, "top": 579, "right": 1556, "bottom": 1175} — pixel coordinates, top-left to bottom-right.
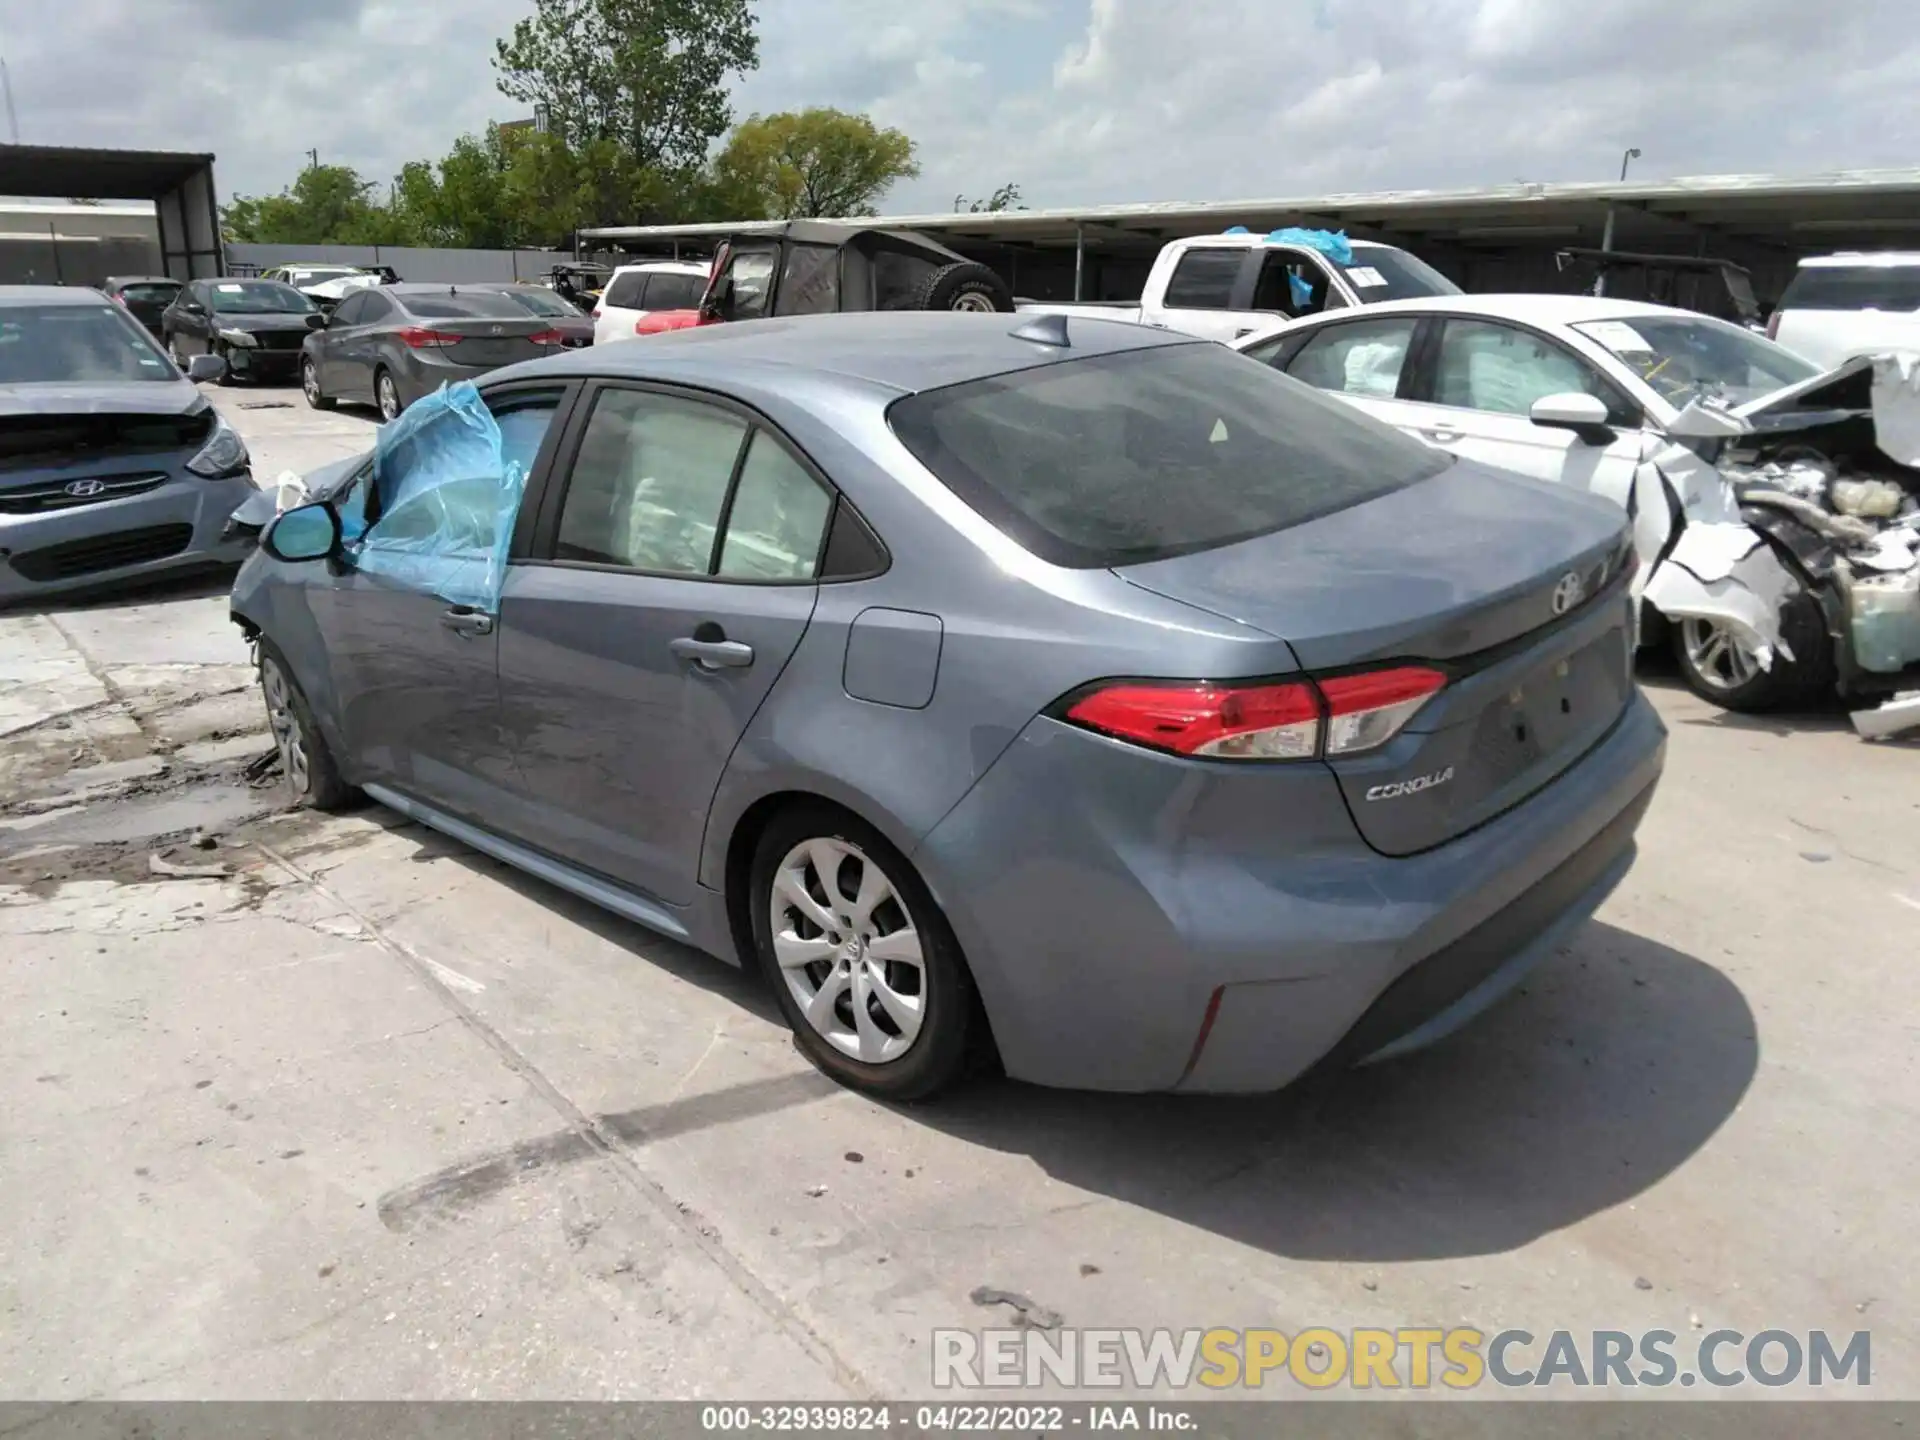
{"left": 1, "top": 286, "right": 251, "bottom": 605}
{"left": 232, "top": 312, "right": 1666, "bottom": 1100}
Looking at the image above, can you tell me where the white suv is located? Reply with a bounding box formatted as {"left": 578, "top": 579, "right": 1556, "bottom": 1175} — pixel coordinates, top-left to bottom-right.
{"left": 592, "top": 261, "right": 711, "bottom": 345}
{"left": 1768, "top": 253, "right": 1920, "bottom": 368}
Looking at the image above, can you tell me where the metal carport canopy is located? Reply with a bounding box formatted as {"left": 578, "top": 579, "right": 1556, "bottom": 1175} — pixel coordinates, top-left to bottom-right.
{"left": 579, "top": 168, "right": 1920, "bottom": 257}
{"left": 0, "top": 143, "right": 224, "bottom": 280}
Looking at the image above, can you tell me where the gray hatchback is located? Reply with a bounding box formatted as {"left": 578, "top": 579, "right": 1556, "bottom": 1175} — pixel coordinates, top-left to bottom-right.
{"left": 1, "top": 286, "right": 255, "bottom": 606}
{"left": 233, "top": 312, "right": 1665, "bottom": 1099}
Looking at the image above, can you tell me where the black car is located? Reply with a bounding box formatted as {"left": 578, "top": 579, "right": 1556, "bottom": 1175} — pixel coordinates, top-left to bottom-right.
{"left": 696, "top": 221, "right": 1016, "bottom": 327}
{"left": 99, "top": 275, "right": 183, "bottom": 340}
{"left": 160, "top": 279, "right": 324, "bottom": 384}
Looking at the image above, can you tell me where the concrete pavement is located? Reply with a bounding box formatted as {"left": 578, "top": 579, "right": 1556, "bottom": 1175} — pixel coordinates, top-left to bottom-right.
{"left": 2, "top": 384, "right": 1916, "bottom": 1402}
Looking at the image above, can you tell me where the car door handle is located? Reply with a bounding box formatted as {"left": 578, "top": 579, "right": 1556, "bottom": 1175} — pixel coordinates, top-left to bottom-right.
{"left": 670, "top": 636, "right": 754, "bottom": 669}
{"left": 441, "top": 607, "right": 494, "bottom": 637}
{"left": 1422, "top": 427, "right": 1463, "bottom": 444}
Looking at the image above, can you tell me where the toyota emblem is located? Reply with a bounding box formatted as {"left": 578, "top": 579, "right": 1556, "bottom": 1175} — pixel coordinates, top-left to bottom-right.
{"left": 64, "top": 478, "right": 106, "bottom": 498}
{"left": 1550, "top": 571, "right": 1586, "bottom": 615}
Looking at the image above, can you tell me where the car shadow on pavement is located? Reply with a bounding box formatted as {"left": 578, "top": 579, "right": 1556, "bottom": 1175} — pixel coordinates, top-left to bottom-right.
{"left": 912, "top": 922, "right": 1758, "bottom": 1264}
{"left": 18, "top": 566, "right": 239, "bottom": 615}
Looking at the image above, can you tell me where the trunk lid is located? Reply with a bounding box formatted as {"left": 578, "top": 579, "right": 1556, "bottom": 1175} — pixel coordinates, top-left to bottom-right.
{"left": 1117, "top": 462, "right": 1637, "bottom": 855}
{"left": 431, "top": 318, "right": 555, "bottom": 367}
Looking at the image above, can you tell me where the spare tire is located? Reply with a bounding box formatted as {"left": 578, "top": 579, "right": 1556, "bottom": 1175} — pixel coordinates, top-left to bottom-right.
{"left": 912, "top": 262, "right": 1015, "bottom": 313}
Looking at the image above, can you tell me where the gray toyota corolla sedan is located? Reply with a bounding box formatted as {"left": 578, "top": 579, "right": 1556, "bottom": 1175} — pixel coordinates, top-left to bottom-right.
{"left": 2, "top": 286, "right": 253, "bottom": 606}
{"left": 232, "top": 311, "right": 1666, "bottom": 1100}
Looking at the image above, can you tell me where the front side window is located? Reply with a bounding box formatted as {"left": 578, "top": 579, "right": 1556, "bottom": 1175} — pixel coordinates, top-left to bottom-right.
{"left": 888, "top": 341, "right": 1448, "bottom": 568}
{"left": 1162, "top": 249, "right": 1243, "bottom": 309}
{"left": 1252, "top": 251, "right": 1337, "bottom": 318}
{"left": 0, "top": 303, "right": 175, "bottom": 383}
{"left": 1285, "top": 316, "right": 1420, "bottom": 399}
{"left": 723, "top": 250, "right": 777, "bottom": 320}
{"left": 1433, "top": 319, "right": 1618, "bottom": 418}
{"left": 556, "top": 391, "right": 749, "bottom": 574}
{"left": 642, "top": 271, "right": 706, "bottom": 310}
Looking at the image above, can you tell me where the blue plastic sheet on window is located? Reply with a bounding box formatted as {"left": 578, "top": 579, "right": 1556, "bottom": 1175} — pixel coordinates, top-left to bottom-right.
{"left": 1289, "top": 273, "right": 1314, "bottom": 309}
{"left": 355, "top": 382, "right": 526, "bottom": 611}
{"left": 1222, "top": 225, "right": 1250, "bottom": 235}
{"left": 1266, "top": 227, "right": 1355, "bottom": 266}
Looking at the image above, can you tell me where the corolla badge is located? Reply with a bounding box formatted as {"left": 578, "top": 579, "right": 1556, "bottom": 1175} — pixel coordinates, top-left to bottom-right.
{"left": 1551, "top": 570, "right": 1586, "bottom": 615}
{"left": 1366, "top": 767, "right": 1454, "bottom": 801}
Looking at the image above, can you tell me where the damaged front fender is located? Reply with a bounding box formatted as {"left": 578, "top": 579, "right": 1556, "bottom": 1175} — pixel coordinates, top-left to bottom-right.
{"left": 1641, "top": 523, "right": 1799, "bottom": 670}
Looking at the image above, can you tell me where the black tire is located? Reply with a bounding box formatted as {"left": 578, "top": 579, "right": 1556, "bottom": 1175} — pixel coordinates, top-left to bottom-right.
{"left": 301, "top": 357, "right": 335, "bottom": 411}
{"left": 375, "top": 367, "right": 403, "bottom": 422}
{"left": 213, "top": 341, "right": 240, "bottom": 386}
{"left": 1668, "top": 582, "right": 1834, "bottom": 712}
{"left": 257, "top": 640, "right": 356, "bottom": 811}
{"left": 749, "top": 804, "right": 977, "bottom": 1101}
{"left": 911, "top": 261, "right": 1015, "bottom": 314}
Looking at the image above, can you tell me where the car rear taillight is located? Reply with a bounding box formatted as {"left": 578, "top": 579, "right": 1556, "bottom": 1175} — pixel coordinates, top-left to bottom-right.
{"left": 1063, "top": 665, "right": 1446, "bottom": 762}
{"left": 395, "top": 326, "right": 464, "bottom": 349}
{"left": 528, "top": 329, "right": 565, "bottom": 346}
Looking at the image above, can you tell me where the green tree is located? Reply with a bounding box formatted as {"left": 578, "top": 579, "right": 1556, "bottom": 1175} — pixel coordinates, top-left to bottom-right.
{"left": 713, "top": 108, "right": 919, "bottom": 219}
{"left": 222, "top": 164, "right": 416, "bottom": 245}
{"left": 492, "top": 0, "right": 757, "bottom": 174}
{"left": 955, "top": 182, "right": 1024, "bottom": 213}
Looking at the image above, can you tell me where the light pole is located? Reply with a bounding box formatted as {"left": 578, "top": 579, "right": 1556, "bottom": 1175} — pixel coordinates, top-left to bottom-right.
{"left": 0, "top": 57, "right": 20, "bottom": 144}
{"left": 1596, "top": 147, "right": 1642, "bottom": 295}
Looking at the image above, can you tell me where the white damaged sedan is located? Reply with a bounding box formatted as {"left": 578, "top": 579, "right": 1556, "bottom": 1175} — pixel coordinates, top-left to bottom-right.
{"left": 1237, "top": 296, "right": 1920, "bottom": 723}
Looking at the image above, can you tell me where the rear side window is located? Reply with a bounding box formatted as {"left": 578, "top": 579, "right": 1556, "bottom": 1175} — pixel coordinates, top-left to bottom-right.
{"left": 1162, "top": 249, "right": 1243, "bottom": 309}
{"left": 603, "top": 272, "right": 647, "bottom": 309}
{"left": 1779, "top": 265, "right": 1920, "bottom": 312}
{"left": 400, "top": 291, "right": 530, "bottom": 320}
{"left": 643, "top": 272, "right": 706, "bottom": 310}
{"left": 888, "top": 343, "right": 1448, "bottom": 568}
{"left": 779, "top": 245, "right": 840, "bottom": 315}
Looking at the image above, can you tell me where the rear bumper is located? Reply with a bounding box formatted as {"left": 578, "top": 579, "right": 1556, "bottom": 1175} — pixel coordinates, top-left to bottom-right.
{"left": 395, "top": 354, "right": 513, "bottom": 405}
{"left": 0, "top": 470, "right": 258, "bottom": 604}
{"left": 916, "top": 690, "right": 1667, "bottom": 1093}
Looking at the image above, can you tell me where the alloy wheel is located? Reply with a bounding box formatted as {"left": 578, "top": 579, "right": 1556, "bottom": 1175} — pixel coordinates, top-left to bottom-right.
{"left": 1681, "top": 617, "right": 1759, "bottom": 692}
{"left": 260, "top": 655, "right": 311, "bottom": 796}
{"left": 302, "top": 360, "right": 321, "bottom": 405}
{"left": 377, "top": 373, "right": 400, "bottom": 422}
{"left": 768, "top": 837, "right": 926, "bottom": 1064}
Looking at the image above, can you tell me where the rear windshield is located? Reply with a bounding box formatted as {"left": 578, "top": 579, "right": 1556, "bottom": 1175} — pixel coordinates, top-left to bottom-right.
{"left": 1338, "top": 248, "right": 1462, "bottom": 301}
{"left": 1779, "top": 265, "right": 1920, "bottom": 312}
{"left": 497, "top": 288, "right": 575, "bottom": 317}
{"left": 398, "top": 291, "right": 532, "bottom": 319}
{"left": 118, "top": 282, "right": 180, "bottom": 304}
{"left": 645, "top": 272, "right": 706, "bottom": 310}
{"left": 0, "top": 303, "right": 176, "bottom": 383}
{"left": 888, "top": 342, "right": 1448, "bottom": 568}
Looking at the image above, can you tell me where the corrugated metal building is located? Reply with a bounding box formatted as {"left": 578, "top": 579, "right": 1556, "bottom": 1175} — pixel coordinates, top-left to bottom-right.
{"left": 580, "top": 168, "right": 1920, "bottom": 305}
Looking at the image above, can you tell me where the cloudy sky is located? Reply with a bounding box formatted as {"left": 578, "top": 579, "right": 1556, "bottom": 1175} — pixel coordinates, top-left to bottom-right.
{"left": 4, "top": 0, "right": 1918, "bottom": 211}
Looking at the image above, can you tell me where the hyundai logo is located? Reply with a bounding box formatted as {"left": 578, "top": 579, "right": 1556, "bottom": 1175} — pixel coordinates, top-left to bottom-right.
{"left": 1550, "top": 571, "right": 1586, "bottom": 615}
{"left": 490, "top": 325, "right": 504, "bottom": 335}
{"left": 64, "top": 478, "right": 106, "bottom": 498}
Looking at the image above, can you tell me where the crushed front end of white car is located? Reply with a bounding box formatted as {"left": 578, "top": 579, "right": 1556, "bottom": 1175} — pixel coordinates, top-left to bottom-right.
{"left": 1632, "top": 353, "right": 1920, "bottom": 736}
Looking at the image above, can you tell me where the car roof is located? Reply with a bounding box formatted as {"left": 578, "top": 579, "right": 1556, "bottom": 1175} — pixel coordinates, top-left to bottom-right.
{"left": 610, "top": 260, "right": 709, "bottom": 277}
{"left": 103, "top": 275, "right": 178, "bottom": 285}
{"left": 489, "top": 310, "right": 1192, "bottom": 396}
{"left": 0, "top": 285, "right": 114, "bottom": 305}
{"left": 1798, "top": 251, "right": 1920, "bottom": 268}
{"left": 1293, "top": 292, "right": 1705, "bottom": 326}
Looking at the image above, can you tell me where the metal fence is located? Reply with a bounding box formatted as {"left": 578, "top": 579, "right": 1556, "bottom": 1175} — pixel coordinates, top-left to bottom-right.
{"left": 223, "top": 243, "right": 574, "bottom": 284}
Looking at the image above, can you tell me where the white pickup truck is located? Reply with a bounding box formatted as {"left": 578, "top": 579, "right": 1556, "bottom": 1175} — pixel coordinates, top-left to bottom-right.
{"left": 1017, "top": 228, "right": 1461, "bottom": 342}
